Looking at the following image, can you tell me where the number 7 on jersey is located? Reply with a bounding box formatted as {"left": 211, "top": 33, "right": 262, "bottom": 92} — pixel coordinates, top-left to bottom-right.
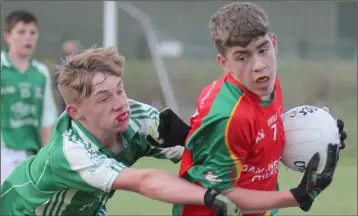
{"left": 271, "top": 123, "right": 277, "bottom": 141}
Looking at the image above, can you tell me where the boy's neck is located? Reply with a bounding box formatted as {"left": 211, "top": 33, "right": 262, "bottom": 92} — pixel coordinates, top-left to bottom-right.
{"left": 8, "top": 49, "right": 30, "bottom": 62}
{"left": 91, "top": 128, "right": 119, "bottom": 148}
{"left": 260, "top": 95, "right": 271, "bottom": 100}
{"left": 79, "top": 119, "right": 121, "bottom": 149}
{"left": 260, "top": 91, "right": 275, "bottom": 101}
{"left": 7, "top": 50, "right": 31, "bottom": 73}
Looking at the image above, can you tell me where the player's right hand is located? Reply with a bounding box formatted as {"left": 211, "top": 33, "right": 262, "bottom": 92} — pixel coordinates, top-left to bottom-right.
{"left": 204, "top": 189, "right": 241, "bottom": 216}
{"left": 290, "top": 143, "right": 339, "bottom": 212}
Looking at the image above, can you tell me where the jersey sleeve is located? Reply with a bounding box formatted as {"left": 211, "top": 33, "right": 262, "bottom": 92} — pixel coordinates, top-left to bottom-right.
{"left": 186, "top": 115, "right": 251, "bottom": 192}
{"left": 51, "top": 136, "right": 127, "bottom": 193}
{"left": 38, "top": 63, "right": 58, "bottom": 127}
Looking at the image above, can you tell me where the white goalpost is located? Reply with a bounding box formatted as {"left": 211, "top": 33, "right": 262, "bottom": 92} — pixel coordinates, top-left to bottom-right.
{"left": 102, "top": 1, "right": 180, "bottom": 114}
{"left": 103, "top": 1, "right": 117, "bottom": 48}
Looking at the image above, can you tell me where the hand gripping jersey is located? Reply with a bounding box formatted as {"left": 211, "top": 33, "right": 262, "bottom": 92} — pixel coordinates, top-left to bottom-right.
{"left": 1, "top": 99, "right": 183, "bottom": 216}
{"left": 173, "top": 73, "right": 285, "bottom": 216}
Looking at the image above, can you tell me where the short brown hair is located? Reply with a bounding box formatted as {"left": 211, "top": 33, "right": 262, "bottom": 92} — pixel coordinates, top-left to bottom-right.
{"left": 5, "top": 10, "right": 38, "bottom": 32}
{"left": 57, "top": 46, "right": 125, "bottom": 104}
{"left": 209, "top": 2, "right": 270, "bottom": 55}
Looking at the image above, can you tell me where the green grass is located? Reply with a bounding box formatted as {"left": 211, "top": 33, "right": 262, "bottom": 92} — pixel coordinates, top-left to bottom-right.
{"left": 42, "top": 58, "right": 357, "bottom": 215}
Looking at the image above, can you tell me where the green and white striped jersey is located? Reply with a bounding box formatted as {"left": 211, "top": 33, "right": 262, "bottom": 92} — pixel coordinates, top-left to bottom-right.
{"left": 1, "top": 99, "right": 183, "bottom": 216}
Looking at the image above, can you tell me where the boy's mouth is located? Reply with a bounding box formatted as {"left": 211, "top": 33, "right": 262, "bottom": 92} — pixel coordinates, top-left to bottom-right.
{"left": 116, "top": 112, "right": 129, "bottom": 122}
{"left": 256, "top": 76, "right": 269, "bottom": 83}
{"left": 24, "top": 44, "right": 33, "bottom": 49}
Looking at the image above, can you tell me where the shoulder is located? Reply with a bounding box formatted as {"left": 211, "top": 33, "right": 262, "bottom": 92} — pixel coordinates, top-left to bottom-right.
{"left": 127, "top": 99, "right": 159, "bottom": 135}
{"left": 188, "top": 80, "right": 252, "bottom": 145}
{"left": 189, "top": 96, "right": 250, "bottom": 140}
{"left": 196, "top": 77, "right": 225, "bottom": 110}
{"left": 31, "top": 59, "right": 51, "bottom": 78}
{"left": 49, "top": 116, "right": 97, "bottom": 168}
{"left": 194, "top": 78, "right": 247, "bottom": 124}
{"left": 50, "top": 128, "right": 101, "bottom": 170}
{"left": 1, "top": 50, "right": 11, "bottom": 67}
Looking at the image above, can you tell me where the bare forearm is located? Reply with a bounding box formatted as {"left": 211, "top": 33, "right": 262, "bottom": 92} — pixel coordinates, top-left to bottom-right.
{"left": 225, "top": 188, "right": 299, "bottom": 213}
{"left": 40, "top": 126, "right": 53, "bottom": 146}
{"left": 138, "top": 170, "right": 206, "bottom": 205}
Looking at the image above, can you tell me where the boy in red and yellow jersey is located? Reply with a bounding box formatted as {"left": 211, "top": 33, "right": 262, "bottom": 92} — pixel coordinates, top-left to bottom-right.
{"left": 147, "top": 2, "right": 347, "bottom": 216}
{"left": 174, "top": 74, "right": 285, "bottom": 216}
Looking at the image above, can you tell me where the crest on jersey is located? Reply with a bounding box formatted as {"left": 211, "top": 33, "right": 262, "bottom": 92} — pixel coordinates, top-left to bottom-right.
{"left": 202, "top": 170, "right": 222, "bottom": 183}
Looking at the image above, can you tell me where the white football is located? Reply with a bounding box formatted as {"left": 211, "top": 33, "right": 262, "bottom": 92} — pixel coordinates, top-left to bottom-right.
{"left": 281, "top": 105, "right": 340, "bottom": 173}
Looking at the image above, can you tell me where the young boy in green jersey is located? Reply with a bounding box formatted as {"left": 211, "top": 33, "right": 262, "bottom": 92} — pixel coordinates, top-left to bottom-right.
{"left": 1, "top": 10, "right": 57, "bottom": 183}
{"left": 1, "top": 46, "right": 240, "bottom": 216}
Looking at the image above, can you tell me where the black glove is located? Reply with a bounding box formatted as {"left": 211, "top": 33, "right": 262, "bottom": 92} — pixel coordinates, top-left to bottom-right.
{"left": 290, "top": 143, "right": 339, "bottom": 212}
{"left": 322, "top": 106, "right": 348, "bottom": 155}
{"left": 145, "top": 108, "right": 190, "bottom": 148}
{"left": 336, "top": 119, "right": 347, "bottom": 162}
{"left": 337, "top": 119, "right": 347, "bottom": 150}
{"left": 204, "top": 189, "right": 241, "bottom": 216}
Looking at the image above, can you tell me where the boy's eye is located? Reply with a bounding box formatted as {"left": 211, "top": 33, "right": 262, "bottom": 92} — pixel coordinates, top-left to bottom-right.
{"left": 238, "top": 55, "right": 247, "bottom": 61}
{"left": 98, "top": 96, "right": 108, "bottom": 102}
{"left": 260, "top": 48, "right": 268, "bottom": 54}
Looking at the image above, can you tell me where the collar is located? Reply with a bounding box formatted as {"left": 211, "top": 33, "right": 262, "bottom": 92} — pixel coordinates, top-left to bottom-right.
{"left": 1, "top": 49, "right": 35, "bottom": 68}
{"left": 120, "top": 118, "right": 139, "bottom": 145}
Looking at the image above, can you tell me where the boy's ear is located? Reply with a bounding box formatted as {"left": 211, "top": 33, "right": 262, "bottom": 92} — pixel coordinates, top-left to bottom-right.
{"left": 66, "top": 104, "right": 81, "bottom": 120}
{"left": 271, "top": 33, "right": 278, "bottom": 55}
{"left": 4, "top": 31, "right": 10, "bottom": 44}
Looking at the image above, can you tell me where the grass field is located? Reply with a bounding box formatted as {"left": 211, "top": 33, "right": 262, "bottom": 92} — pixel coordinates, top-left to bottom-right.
{"left": 44, "top": 58, "right": 357, "bottom": 215}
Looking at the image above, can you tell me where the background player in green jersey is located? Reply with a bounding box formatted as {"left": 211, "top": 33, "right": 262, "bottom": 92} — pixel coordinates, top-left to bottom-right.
{"left": 1, "top": 47, "right": 239, "bottom": 216}
{"left": 1, "top": 10, "right": 57, "bottom": 183}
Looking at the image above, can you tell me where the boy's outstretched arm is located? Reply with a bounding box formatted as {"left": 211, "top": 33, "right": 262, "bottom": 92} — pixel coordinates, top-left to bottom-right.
{"left": 111, "top": 167, "right": 240, "bottom": 216}
{"left": 52, "top": 133, "right": 239, "bottom": 216}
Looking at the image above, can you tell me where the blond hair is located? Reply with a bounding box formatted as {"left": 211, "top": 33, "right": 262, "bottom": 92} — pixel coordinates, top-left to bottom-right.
{"left": 210, "top": 2, "right": 270, "bottom": 55}
{"left": 57, "top": 46, "right": 125, "bottom": 104}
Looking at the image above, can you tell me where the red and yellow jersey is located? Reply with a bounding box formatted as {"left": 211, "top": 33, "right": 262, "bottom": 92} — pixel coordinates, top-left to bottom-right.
{"left": 173, "top": 73, "right": 285, "bottom": 216}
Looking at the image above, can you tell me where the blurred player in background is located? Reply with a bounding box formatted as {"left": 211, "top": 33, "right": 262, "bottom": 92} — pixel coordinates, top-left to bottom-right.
{"left": 57, "top": 40, "right": 81, "bottom": 113}
{"left": 62, "top": 40, "right": 81, "bottom": 57}
{"left": 148, "top": 3, "right": 347, "bottom": 216}
{"left": 1, "top": 10, "right": 57, "bottom": 184}
{"left": 1, "top": 47, "right": 239, "bottom": 216}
